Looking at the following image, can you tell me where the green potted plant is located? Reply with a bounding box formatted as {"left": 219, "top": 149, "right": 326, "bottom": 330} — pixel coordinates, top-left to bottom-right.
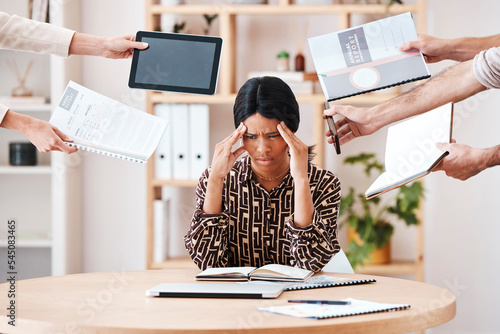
{"left": 339, "top": 153, "right": 424, "bottom": 269}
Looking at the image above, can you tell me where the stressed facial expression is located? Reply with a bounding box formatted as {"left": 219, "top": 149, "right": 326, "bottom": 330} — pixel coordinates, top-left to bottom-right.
{"left": 242, "top": 113, "right": 290, "bottom": 174}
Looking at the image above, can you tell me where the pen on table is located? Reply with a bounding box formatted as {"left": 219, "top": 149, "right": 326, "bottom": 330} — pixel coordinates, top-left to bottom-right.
{"left": 288, "top": 300, "right": 351, "bottom": 305}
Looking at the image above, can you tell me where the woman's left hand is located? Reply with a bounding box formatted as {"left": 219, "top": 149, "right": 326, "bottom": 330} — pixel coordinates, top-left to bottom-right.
{"left": 277, "top": 121, "right": 309, "bottom": 180}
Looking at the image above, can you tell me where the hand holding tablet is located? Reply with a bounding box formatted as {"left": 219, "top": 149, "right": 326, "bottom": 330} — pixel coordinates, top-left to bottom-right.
{"left": 129, "top": 31, "right": 223, "bottom": 95}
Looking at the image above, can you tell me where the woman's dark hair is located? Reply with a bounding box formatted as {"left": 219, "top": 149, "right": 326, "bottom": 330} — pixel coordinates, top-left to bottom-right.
{"left": 233, "top": 76, "right": 299, "bottom": 131}
{"left": 233, "top": 76, "right": 315, "bottom": 161}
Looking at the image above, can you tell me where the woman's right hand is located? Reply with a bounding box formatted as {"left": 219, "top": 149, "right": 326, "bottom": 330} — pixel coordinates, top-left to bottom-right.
{"left": 209, "top": 122, "right": 247, "bottom": 181}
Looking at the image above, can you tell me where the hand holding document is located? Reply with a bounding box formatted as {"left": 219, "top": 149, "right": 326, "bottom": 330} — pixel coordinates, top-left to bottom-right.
{"left": 50, "top": 81, "right": 168, "bottom": 163}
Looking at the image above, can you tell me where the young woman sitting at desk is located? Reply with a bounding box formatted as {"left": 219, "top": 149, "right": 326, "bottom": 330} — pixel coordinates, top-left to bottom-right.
{"left": 184, "top": 76, "right": 341, "bottom": 273}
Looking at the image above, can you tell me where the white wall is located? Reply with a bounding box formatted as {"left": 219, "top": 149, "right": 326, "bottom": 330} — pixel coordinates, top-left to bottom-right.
{"left": 77, "top": 0, "right": 499, "bottom": 332}
{"left": 78, "top": 0, "right": 147, "bottom": 272}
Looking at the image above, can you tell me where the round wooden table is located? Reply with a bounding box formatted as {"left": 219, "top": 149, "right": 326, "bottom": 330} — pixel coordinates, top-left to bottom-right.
{"left": 0, "top": 269, "right": 455, "bottom": 333}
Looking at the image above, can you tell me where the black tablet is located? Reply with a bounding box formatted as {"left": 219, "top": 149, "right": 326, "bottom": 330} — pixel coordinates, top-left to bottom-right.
{"left": 129, "top": 31, "right": 223, "bottom": 95}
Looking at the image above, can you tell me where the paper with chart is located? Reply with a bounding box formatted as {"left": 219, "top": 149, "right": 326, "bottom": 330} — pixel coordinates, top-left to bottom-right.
{"left": 50, "top": 81, "right": 168, "bottom": 163}
{"left": 308, "top": 12, "right": 430, "bottom": 100}
{"left": 365, "top": 103, "right": 453, "bottom": 199}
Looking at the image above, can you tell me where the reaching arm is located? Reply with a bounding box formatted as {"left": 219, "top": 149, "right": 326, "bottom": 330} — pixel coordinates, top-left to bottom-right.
{"left": 68, "top": 33, "right": 148, "bottom": 59}
{"left": 400, "top": 33, "right": 500, "bottom": 63}
{"left": 0, "top": 110, "right": 77, "bottom": 154}
{"left": 325, "top": 59, "right": 487, "bottom": 145}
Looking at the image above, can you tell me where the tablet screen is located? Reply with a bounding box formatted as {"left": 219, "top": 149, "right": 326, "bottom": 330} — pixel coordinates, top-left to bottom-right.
{"left": 129, "top": 31, "right": 223, "bottom": 95}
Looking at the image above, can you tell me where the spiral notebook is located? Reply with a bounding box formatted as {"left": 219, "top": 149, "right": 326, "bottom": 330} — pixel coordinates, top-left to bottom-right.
{"left": 283, "top": 275, "right": 376, "bottom": 291}
{"left": 308, "top": 12, "right": 430, "bottom": 101}
{"left": 259, "top": 298, "right": 410, "bottom": 319}
{"left": 50, "top": 81, "right": 168, "bottom": 163}
{"left": 240, "top": 275, "right": 376, "bottom": 291}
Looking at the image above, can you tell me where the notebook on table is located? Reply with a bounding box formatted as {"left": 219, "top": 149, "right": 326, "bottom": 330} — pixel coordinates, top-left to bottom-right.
{"left": 240, "top": 275, "right": 376, "bottom": 291}
{"left": 259, "top": 297, "right": 410, "bottom": 319}
{"left": 145, "top": 282, "right": 286, "bottom": 299}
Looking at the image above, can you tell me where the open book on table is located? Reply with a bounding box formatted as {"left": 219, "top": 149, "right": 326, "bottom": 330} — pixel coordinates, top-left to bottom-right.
{"left": 259, "top": 297, "right": 410, "bottom": 319}
{"left": 195, "top": 264, "right": 314, "bottom": 282}
{"left": 49, "top": 81, "right": 168, "bottom": 164}
{"left": 365, "top": 102, "right": 454, "bottom": 199}
{"left": 308, "top": 12, "right": 430, "bottom": 101}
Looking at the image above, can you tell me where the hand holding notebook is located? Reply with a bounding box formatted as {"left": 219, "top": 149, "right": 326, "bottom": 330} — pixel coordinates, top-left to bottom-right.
{"left": 365, "top": 102, "right": 453, "bottom": 199}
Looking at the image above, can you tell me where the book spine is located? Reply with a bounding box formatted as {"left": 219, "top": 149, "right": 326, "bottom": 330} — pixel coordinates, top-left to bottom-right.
{"left": 316, "top": 305, "right": 410, "bottom": 319}
{"left": 284, "top": 279, "right": 376, "bottom": 291}
{"left": 68, "top": 143, "right": 147, "bottom": 164}
{"left": 328, "top": 75, "right": 431, "bottom": 102}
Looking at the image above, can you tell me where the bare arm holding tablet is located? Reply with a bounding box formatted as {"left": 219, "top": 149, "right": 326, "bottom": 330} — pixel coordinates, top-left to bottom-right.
{"left": 128, "top": 31, "right": 223, "bottom": 95}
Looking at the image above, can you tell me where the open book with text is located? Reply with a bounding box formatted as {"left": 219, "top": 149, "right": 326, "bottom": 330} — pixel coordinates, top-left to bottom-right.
{"left": 365, "top": 103, "right": 454, "bottom": 199}
{"left": 308, "top": 12, "right": 430, "bottom": 101}
{"left": 50, "top": 81, "right": 168, "bottom": 164}
{"left": 195, "top": 264, "right": 314, "bottom": 282}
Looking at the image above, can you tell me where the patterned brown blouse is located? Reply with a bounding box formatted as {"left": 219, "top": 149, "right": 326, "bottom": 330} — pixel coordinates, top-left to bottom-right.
{"left": 184, "top": 155, "right": 341, "bottom": 273}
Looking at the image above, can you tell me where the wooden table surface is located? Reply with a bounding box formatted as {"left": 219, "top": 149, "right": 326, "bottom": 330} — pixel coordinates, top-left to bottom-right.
{"left": 0, "top": 269, "right": 456, "bottom": 334}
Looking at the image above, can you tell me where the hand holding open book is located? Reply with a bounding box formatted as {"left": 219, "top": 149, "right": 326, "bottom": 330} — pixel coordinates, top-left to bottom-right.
{"left": 365, "top": 102, "right": 454, "bottom": 199}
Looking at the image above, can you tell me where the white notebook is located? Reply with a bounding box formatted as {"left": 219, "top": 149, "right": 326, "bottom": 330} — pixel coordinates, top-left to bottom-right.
{"left": 50, "top": 81, "right": 168, "bottom": 163}
{"left": 365, "top": 102, "right": 453, "bottom": 199}
{"left": 259, "top": 297, "right": 410, "bottom": 319}
{"left": 309, "top": 12, "right": 430, "bottom": 101}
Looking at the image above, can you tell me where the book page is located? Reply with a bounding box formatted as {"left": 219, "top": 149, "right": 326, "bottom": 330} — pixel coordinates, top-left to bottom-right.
{"left": 50, "top": 81, "right": 168, "bottom": 160}
{"left": 309, "top": 12, "right": 417, "bottom": 74}
{"left": 251, "top": 264, "right": 312, "bottom": 279}
{"left": 384, "top": 103, "right": 452, "bottom": 175}
{"left": 196, "top": 267, "right": 256, "bottom": 278}
{"left": 365, "top": 103, "right": 453, "bottom": 198}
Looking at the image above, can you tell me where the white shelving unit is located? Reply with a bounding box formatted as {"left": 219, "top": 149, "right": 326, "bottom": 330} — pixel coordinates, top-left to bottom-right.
{"left": 144, "top": 0, "right": 427, "bottom": 282}
{"left": 0, "top": 0, "right": 82, "bottom": 279}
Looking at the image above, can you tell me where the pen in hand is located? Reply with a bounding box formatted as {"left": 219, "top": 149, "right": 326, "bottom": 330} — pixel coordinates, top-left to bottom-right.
{"left": 288, "top": 300, "right": 351, "bottom": 305}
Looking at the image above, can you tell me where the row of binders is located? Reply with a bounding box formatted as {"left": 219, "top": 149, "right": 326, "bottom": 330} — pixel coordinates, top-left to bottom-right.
{"left": 154, "top": 103, "right": 210, "bottom": 180}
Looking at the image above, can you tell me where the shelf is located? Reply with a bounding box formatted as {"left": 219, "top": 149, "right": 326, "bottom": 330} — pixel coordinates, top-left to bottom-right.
{"left": 151, "top": 179, "right": 199, "bottom": 187}
{"left": 151, "top": 4, "right": 418, "bottom": 15}
{"left": 149, "top": 92, "right": 399, "bottom": 105}
{"left": 355, "top": 260, "right": 419, "bottom": 275}
{"left": 145, "top": 0, "right": 427, "bottom": 280}
{"left": 0, "top": 238, "right": 52, "bottom": 248}
{"left": 0, "top": 166, "right": 52, "bottom": 175}
{"left": 1, "top": 103, "right": 52, "bottom": 113}
{"left": 149, "top": 257, "right": 418, "bottom": 274}
{"left": 151, "top": 258, "right": 198, "bottom": 269}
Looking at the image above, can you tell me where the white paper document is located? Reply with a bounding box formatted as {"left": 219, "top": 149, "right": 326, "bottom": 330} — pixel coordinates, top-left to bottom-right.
{"left": 50, "top": 81, "right": 168, "bottom": 163}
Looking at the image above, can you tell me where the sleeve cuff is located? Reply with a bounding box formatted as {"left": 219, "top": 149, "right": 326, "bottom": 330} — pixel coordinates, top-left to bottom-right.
{"left": 193, "top": 209, "right": 229, "bottom": 228}
{"left": 0, "top": 103, "right": 9, "bottom": 124}
{"left": 285, "top": 218, "right": 316, "bottom": 241}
